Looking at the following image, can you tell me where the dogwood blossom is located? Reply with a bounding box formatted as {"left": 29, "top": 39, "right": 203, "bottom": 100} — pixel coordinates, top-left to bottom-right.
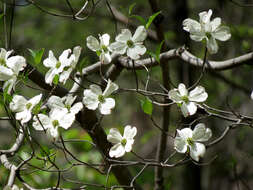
{"left": 83, "top": 79, "right": 118, "bottom": 115}
{"left": 43, "top": 48, "right": 74, "bottom": 85}
{"left": 0, "top": 48, "right": 26, "bottom": 93}
{"left": 174, "top": 123, "right": 212, "bottom": 161}
{"left": 59, "top": 46, "right": 82, "bottom": 84}
{"left": 183, "top": 9, "right": 231, "bottom": 54}
{"left": 47, "top": 94, "right": 83, "bottom": 115}
{"left": 33, "top": 109, "right": 75, "bottom": 138}
{"left": 87, "top": 34, "right": 112, "bottom": 63}
{"left": 107, "top": 125, "right": 137, "bottom": 158}
{"left": 168, "top": 83, "right": 208, "bottom": 117}
{"left": 109, "top": 26, "right": 147, "bottom": 60}
{"left": 9, "top": 94, "right": 42, "bottom": 124}
{"left": 11, "top": 184, "right": 24, "bottom": 190}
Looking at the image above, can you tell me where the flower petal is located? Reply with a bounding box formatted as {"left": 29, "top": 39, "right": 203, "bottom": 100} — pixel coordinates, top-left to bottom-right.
{"left": 168, "top": 89, "right": 182, "bottom": 102}
{"left": 16, "top": 110, "right": 31, "bottom": 124}
{"left": 0, "top": 66, "right": 13, "bottom": 81}
{"left": 183, "top": 18, "right": 201, "bottom": 32}
{"left": 189, "top": 86, "right": 208, "bottom": 102}
{"left": 125, "top": 139, "right": 134, "bottom": 152}
{"left": 212, "top": 26, "right": 231, "bottom": 41}
{"left": 210, "top": 17, "right": 221, "bottom": 31}
{"left": 109, "top": 41, "right": 127, "bottom": 55}
{"left": 174, "top": 136, "right": 188, "bottom": 153}
{"left": 100, "top": 34, "right": 110, "bottom": 46}
{"left": 127, "top": 45, "right": 146, "bottom": 60}
{"left": 59, "top": 113, "right": 75, "bottom": 129}
{"left": 47, "top": 96, "right": 65, "bottom": 110}
{"left": 132, "top": 26, "right": 147, "bottom": 42}
{"left": 109, "top": 143, "right": 126, "bottom": 158}
{"left": 190, "top": 142, "right": 206, "bottom": 161}
{"left": 10, "top": 95, "right": 27, "bottom": 112}
{"left": 193, "top": 123, "right": 212, "bottom": 142}
{"left": 199, "top": 9, "right": 212, "bottom": 24}
{"left": 103, "top": 80, "right": 119, "bottom": 97}
{"left": 116, "top": 29, "right": 132, "bottom": 42}
{"left": 33, "top": 114, "right": 51, "bottom": 131}
{"left": 6, "top": 56, "right": 26, "bottom": 74}
{"left": 107, "top": 128, "right": 122, "bottom": 144}
{"left": 186, "top": 102, "right": 198, "bottom": 116}
{"left": 206, "top": 37, "right": 218, "bottom": 54}
{"left": 123, "top": 125, "right": 137, "bottom": 139}
{"left": 99, "top": 98, "right": 115, "bottom": 115}
{"left": 43, "top": 51, "right": 57, "bottom": 68}
{"left": 70, "top": 102, "right": 83, "bottom": 114}
{"left": 28, "top": 94, "right": 42, "bottom": 110}
{"left": 177, "top": 128, "right": 193, "bottom": 139}
{"left": 90, "top": 84, "right": 102, "bottom": 95}
{"left": 83, "top": 89, "right": 99, "bottom": 110}
{"left": 87, "top": 35, "right": 100, "bottom": 51}
{"left": 178, "top": 83, "right": 188, "bottom": 96}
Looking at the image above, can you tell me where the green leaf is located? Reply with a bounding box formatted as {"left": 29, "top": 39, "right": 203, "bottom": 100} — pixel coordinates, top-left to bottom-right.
{"left": 145, "top": 11, "right": 161, "bottom": 29}
{"left": 53, "top": 74, "right": 59, "bottom": 85}
{"left": 140, "top": 97, "right": 153, "bottom": 115}
{"left": 40, "top": 145, "right": 50, "bottom": 157}
{"left": 130, "top": 15, "right": 146, "bottom": 25}
{"left": 155, "top": 40, "right": 164, "bottom": 63}
{"left": 0, "top": 13, "right": 4, "bottom": 20}
{"left": 28, "top": 48, "right": 45, "bottom": 65}
{"left": 128, "top": 3, "right": 136, "bottom": 15}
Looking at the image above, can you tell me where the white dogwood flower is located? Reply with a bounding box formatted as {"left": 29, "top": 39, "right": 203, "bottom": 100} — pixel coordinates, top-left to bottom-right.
{"left": 87, "top": 34, "right": 112, "bottom": 63}
{"left": 33, "top": 109, "right": 75, "bottom": 138}
{"left": 83, "top": 79, "right": 118, "bottom": 115}
{"left": 183, "top": 9, "right": 231, "bottom": 54}
{"left": 47, "top": 94, "right": 83, "bottom": 115}
{"left": 109, "top": 26, "right": 147, "bottom": 60}
{"left": 107, "top": 125, "right": 137, "bottom": 158}
{"left": 9, "top": 94, "right": 42, "bottom": 125}
{"left": 59, "top": 46, "right": 82, "bottom": 84}
{"left": 174, "top": 123, "right": 212, "bottom": 161}
{"left": 168, "top": 83, "right": 208, "bottom": 117}
{"left": 0, "top": 48, "right": 26, "bottom": 93}
{"left": 43, "top": 49, "right": 74, "bottom": 85}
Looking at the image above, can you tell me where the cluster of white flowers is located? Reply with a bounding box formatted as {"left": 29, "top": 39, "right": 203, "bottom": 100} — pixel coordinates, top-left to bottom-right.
{"left": 183, "top": 9, "right": 231, "bottom": 54}
{"left": 86, "top": 26, "right": 147, "bottom": 62}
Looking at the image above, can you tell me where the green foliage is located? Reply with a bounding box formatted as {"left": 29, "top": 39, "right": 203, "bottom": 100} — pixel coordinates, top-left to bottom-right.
{"left": 147, "top": 40, "right": 164, "bottom": 63}
{"left": 145, "top": 11, "right": 161, "bottom": 29}
{"left": 28, "top": 48, "right": 45, "bottom": 65}
{"left": 140, "top": 97, "right": 153, "bottom": 115}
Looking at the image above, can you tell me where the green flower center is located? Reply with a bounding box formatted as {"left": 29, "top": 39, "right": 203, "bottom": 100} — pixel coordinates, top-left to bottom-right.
{"left": 181, "top": 95, "right": 189, "bottom": 103}
{"left": 65, "top": 104, "right": 71, "bottom": 112}
{"left": 206, "top": 32, "right": 211, "bottom": 39}
{"left": 127, "top": 40, "right": 134, "bottom": 48}
{"left": 121, "top": 138, "right": 127, "bottom": 146}
{"left": 0, "top": 58, "right": 6, "bottom": 66}
{"left": 52, "top": 120, "right": 59, "bottom": 127}
{"left": 98, "top": 95, "right": 105, "bottom": 103}
{"left": 101, "top": 45, "right": 108, "bottom": 52}
{"left": 187, "top": 138, "right": 194, "bottom": 146}
{"left": 56, "top": 61, "right": 61, "bottom": 69}
{"left": 26, "top": 103, "right": 33, "bottom": 110}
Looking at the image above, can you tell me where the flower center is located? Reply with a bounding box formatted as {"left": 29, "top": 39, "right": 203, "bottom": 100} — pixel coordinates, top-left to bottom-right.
{"left": 52, "top": 120, "right": 59, "bottom": 127}
{"left": 181, "top": 95, "right": 189, "bottom": 103}
{"left": 26, "top": 103, "right": 33, "bottom": 110}
{"left": 0, "top": 58, "right": 6, "bottom": 66}
{"left": 121, "top": 138, "right": 127, "bottom": 146}
{"left": 65, "top": 104, "right": 71, "bottom": 112}
{"left": 56, "top": 61, "right": 61, "bottom": 69}
{"left": 101, "top": 45, "right": 108, "bottom": 53}
{"left": 127, "top": 40, "right": 134, "bottom": 48}
{"left": 187, "top": 138, "right": 194, "bottom": 146}
{"left": 98, "top": 95, "right": 105, "bottom": 103}
{"left": 206, "top": 32, "right": 211, "bottom": 39}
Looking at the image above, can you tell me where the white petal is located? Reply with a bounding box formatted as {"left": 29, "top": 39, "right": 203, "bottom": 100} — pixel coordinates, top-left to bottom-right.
{"left": 190, "top": 142, "right": 206, "bottom": 161}
{"left": 109, "top": 144, "right": 126, "bottom": 158}
{"left": 132, "top": 26, "right": 147, "bottom": 42}
{"left": 177, "top": 128, "right": 193, "bottom": 139}
{"left": 127, "top": 45, "right": 146, "bottom": 60}
{"left": 116, "top": 29, "right": 132, "bottom": 42}
{"left": 64, "top": 95, "right": 76, "bottom": 106}
{"left": 59, "top": 49, "right": 71, "bottom": 66}
{"left": 33, "top": 114, "right": 51, "bottom": 131}
{"left": 109, "top": 42, "right": 127, "bottom": 55}
{"left": 168, "top": 89, "right": 182, "bottom": 102}
{"left": 251, "top": 91, "right": 253, "bottom": 100}
{"left": 83, "top": 89, "right": 99, "bottom": 110}
{"left": 189, "top": 86, "right": 208, "bottom": 102}
{"left": 59, "top": 113, "right": 75, "bottom": 129}
{"left": 99, "top": 98, "right": 115, "bottom": 115}
{"left": 47, "top": 96, "right": 65, "bottom": 110}
{"left": 59, "top": 70, "right": 71, "bottom": 84}
{"left": 28, "top": 94, "right": 42, "bottom": 109}
{"left": 48, "top": 126, "right": 59, "bottom": 139}
{"left": 10, "top": 95, "right": 27, "bottom": 112}
{"left": 199, "top": 9, "right": 212, "bottom": 24}
{"left": 103, "top": 80, "right": 119, "bottom": 97}
{"left": 100, "top": 34, "right": 110, "bottom": 46}
{"left": 185, "top": 102, "right": 198, "bottom": 116}
{"left": 6, "top": 56, "right": 26, "bottom": 74}
{"left": 178, "top": 83, "right": 188, "bottom": 96}
{"left": 0, "top": 48, "right": 7, "bottom": 59}
{"left": 87, "top": 35, "right": 100, "bottom": 51}
{"left": 100, "top": 52, "right": 112, "bottom": 63}
{"left": 45, "top": 68, "right": 57, "bottom": 85}
{"left": 0, "top": 66, "right": 13, "bottom": 81}
{"left": 16, "top": 110, "right": 31, "bottom": 124}
{"left": 107, "top": 128, "right": 122, "bottom": 144}
{"left": 123, "top": 125, "right": 137, "bottom": 139}
{"left": 90, "top": 84, "right": 102, "bottom": 95}
{"left": 207, "top": 36, "right": 218, "bottom": 54}
{"left": 190, "top": 33, "right": 206, "bottom": 42}
{"left": 193, "top": 123, "right": 212, "bottom": 142}
{"left": 3, "top": 77, "right": 16, "bottom": 94}
{"left": 125, "top": 139, "right": 134, "bottom": 152}
{"left": 73, "top": 46, "right": 82, "bottom": 62}
{"left": 70, "top": 102, "right": 83, "bottom": 114}
{"left": 210, "top": 17, "right": 221, "bottom": 31}
{"left": 182, "top": 18, "right": 201, "bottom": 32}
{"left": 43, "top": 51, "right": 57, "bottom": 68}
{"left": 212, "top": 26, "right": 231, "bottom": 41}
{"left": 174, "top": 137, "right": 188, "bottom": 153}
